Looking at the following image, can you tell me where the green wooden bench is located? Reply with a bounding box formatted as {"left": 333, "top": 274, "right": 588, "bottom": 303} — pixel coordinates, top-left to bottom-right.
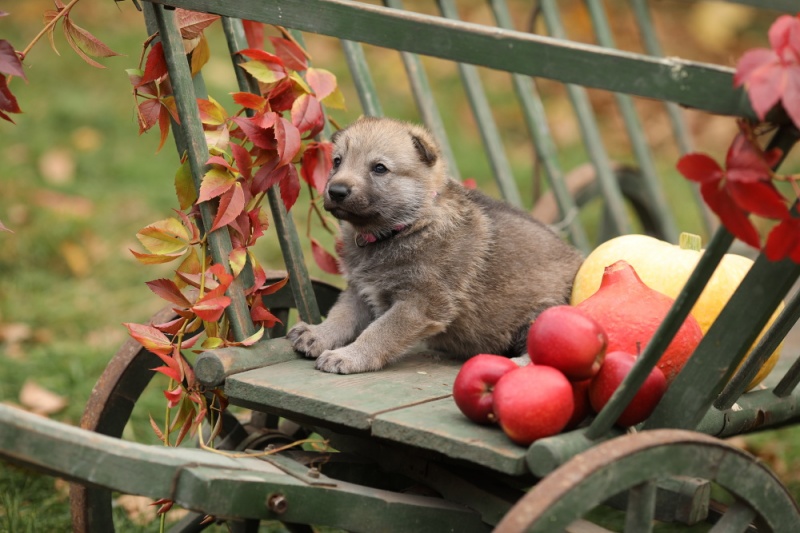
{"left": 2, "top": 0, "right": 800, "bottom": 531}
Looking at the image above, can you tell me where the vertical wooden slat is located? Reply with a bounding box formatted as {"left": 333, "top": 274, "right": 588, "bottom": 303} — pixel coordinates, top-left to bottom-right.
{"left": 436, "top": 0, "right": 523, "bottom": 208}
{"left": 538, "top": 0, "right": 632, "bottom": 236}
{"left": 221, "top": 17, "right": 322, "bottom": 326}
{"left": 584, "top": 0, "right": 678, "bottom": 243}
{"left": 488, "top": 0, "right": 591, "bottom": 252}
{"left": 383, "top": 0, "right": 462, "bottom": 181}
{"left": 716, "top": 290, "right": 800, "bottom": 408}
{"left": 708, "top": 500, "right": 757, "bottom": 533}
{"left": 153, "top": 5, "right": 256, "bottom": 341}
{"left": 629, "top": 0, "right": 714, "bottom": 235}
{"left": 342, "top": 39, "right": 384, "bottom": 117}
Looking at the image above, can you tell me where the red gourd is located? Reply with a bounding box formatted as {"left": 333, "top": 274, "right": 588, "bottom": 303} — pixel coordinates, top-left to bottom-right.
{"left": 576, "top": 260, "right": 703, "bottom": 384}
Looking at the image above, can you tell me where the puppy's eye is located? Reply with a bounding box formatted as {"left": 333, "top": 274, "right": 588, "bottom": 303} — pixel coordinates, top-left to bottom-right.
{"left": 372, "top": 163, "right": 388, "bottom": 175}
{"left": 332, "top": 156, "right": 342, "bottom": 169}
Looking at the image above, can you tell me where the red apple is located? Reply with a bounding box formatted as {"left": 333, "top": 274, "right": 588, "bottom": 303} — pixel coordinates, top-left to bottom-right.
{"left": 492, "top": 365, "right": 574, "bottom": 445}
{"left": 588, "top": 351, "right": 667, "bottom": 427}
{"left": 452, "top": 354, "right": 519, "bottom": 424}
{"left": 527, "top": 305, "right": 607, "bottom": 381}
{"left": 566, "top": 378, "right": 592, "bottom": 430}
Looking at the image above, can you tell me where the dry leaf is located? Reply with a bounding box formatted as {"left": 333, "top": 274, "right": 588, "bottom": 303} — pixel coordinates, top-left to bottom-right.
{"left": 38, "top": 148, "right": 76, "bottom": 185}
{"left": 60, "top": 241, "right": 91, "bottom": 277}
{"left": 33, "top": 189, "right": 94, "bottom": 218}
{"left": 19, "top": 380, "right": 68, "bottom": 415}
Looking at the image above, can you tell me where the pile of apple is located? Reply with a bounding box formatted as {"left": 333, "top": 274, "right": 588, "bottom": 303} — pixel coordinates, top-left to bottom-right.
{"left": 453, "top": 260, "right": 703, "bottom": 446}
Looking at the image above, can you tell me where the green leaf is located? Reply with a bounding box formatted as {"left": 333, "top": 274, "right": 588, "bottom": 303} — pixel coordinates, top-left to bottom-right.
{"left": 229, "top": 247, "right": 248, "bottom": 277}
{"left": 174, "top": 159, "right": 197, "bottom": 210}
{"left": 136, "top": 217, "right": 190, "bottom": 254}
{"left": 130, "top": 249, "right": 186, "bottom": 265}
{"left": 240, "top": 59, "right": 287, "bottom": 85}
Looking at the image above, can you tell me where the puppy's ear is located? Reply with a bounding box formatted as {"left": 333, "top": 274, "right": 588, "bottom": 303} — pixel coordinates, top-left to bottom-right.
{"left": 330, "top": 129, "right": 343, "bottom": 144}
{"left": 411, "top": 134, "right": 438, "bottom": 167}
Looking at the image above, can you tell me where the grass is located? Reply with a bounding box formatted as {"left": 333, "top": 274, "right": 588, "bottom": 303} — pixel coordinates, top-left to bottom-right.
{"left": 1, "top": 0, "right": 799, "bottom": 530}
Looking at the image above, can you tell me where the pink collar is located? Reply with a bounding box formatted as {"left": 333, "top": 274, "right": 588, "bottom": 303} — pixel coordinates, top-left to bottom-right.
{"left": 355, "top": 224, "right": 408, "bottom": 247}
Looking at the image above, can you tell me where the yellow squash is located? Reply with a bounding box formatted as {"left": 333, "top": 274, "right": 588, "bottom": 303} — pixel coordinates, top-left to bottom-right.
{"left": 571, "top": 233, "right": 783, "bottom": 390}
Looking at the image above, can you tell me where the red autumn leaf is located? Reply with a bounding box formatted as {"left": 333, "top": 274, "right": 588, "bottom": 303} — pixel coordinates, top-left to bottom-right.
{"left": 149, "top": 414, "right": 167, "bottom": 444}
{"left": 146, "top": 279, "right": 192, "bottom": 308}
{"left": 140, "top": 41, "right": 168, "bottom": 86}
{"left": 269, "top": 36, "right": 307, "bottom": 71}
{"left": 311, "top": 237, "right": 341, "bottom": 275}
{"left": 280, "top": 164, "right": 301, "bottom": 212}
{"left": 175, "top": 9, "right": 219, "bottom": 40}
{"left": 260, "top": 275, "right": 289, "bottom": 296}
{"left": 124, "top": 322, "right": 173, "bottom": 356}
{"left": 677, "top": 151, "right": 760, "bottom": 248}
{"left": 192, "top": 295, "right": 232, "bottom": 322}
{"left": 156, "top": 103, "right": 172, "bottom": 152}
{"left": 207, "top": 263, "right": 234, "bottom": 295}
{"left": 231, "top": 115, "right": 275, "bottom": 150}
{"left": 163, "top": 386, "right": 183, "bottom": 408}
{"left": 0, "top": 74, "right": 21, "bottom": 123}
{"left": 232, "top": 91, "right": 268, "bottom": 112}
{"left": 306, "top": 67, "right": 337, "bottom": 100}
{"left": 242, "top": 20, "right": 265, "bottom": 50}
{"left": 153, "top": 364, "right": 182, "bottom": 383}
{"left": 734, "top": 14, "right": 800, "bottom": 128}
{"left": 153, "top": 316, "right": 187, "bottom": 335}
{"left": 275, "top": 116, "right": 301, "bottom": 166}
{"left": 198, "top": 167, "right": 236, "bottom": 203}
{"left": 0, "top": 40, "right": 25, "bottom": 79}
{"left": 291, "top": 94, "right": 324, "bottom": 137}
{"left": 210, "top": 182, "right": 246, "bottom": 232}
{"left": 62, "top": 17, "right": 121, "bottom": 69}
{"left": 677, "top": 132, "right": 789, "bottom": 248}
{"left": 197, "top": 97, "right": 227, "bottom": 126}
{"left": 136, "top": 98, "right": 161, "bottom": 134}
{"left": 267, "top": 78, "right": 297, "bottom": 112}
{"left": 252, "top": 158, "right": 282, "bottom": 193}
{"left": 765, "top": 212, "right": 800, "bottom": 263}
{"left": 301, "top": 141, "right": 333, "bottom": 194}
{"left": 230, "top": 142, "right": 253, "bottom": 179}
{"left": 250, "top": 298, "right": 281, "bottom": 328}
{"left": 462, "top": 178, "right": 478, "bottom": 189}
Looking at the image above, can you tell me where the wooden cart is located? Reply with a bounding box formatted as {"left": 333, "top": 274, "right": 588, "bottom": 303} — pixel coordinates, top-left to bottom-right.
{"left": 2, "top": 1, "right": 800, "bottom": 531}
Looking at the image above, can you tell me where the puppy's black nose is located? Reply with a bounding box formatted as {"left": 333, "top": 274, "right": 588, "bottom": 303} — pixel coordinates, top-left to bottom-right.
{"left": 328, "top": 183, "right": 351, "bottom": 202}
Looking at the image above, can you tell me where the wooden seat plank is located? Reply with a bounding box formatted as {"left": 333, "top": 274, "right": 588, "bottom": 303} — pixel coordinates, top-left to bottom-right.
{"left": 225, "top": 351, "right": 462, "bottom": 431}
{"left": 372, "top": 398, "right": 528, "bottom": 476}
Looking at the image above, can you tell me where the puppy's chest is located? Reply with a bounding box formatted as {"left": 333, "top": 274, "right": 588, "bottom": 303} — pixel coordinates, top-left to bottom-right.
{"left": 345, "top": 251, "right": 413, "bottom": 315}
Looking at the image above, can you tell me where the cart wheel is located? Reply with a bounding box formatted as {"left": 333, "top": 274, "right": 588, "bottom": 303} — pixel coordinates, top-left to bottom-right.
{"left": 532, "top": 162, "right": 664, "bottom": 243}
{"left": 69, "top": 274, "right": 341, "bottom": 532}
{"left": 495, "top": 429, "right": 800, "bottom": 532}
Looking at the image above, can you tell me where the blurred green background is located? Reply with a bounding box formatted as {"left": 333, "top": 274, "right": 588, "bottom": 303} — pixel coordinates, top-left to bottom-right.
{"left": 1, "top": 0, "right": 799, "bottom": 530}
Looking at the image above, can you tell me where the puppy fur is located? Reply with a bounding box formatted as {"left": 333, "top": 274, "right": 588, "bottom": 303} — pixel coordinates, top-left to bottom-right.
{"left": 287, "top": 117, "right": 583, "bottom": 374}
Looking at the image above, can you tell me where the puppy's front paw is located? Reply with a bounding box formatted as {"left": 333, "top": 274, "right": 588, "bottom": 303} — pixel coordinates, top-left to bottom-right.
{"left": 287, "top": 321, "right": 327, "bottom": 359}
{"left": 316, "top": 347, "right": 380, "bottom": 374}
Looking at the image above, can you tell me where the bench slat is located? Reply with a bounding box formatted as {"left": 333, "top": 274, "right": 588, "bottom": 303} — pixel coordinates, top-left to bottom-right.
{"left": 145, "top": 0, "right": 753, "bottom": 118}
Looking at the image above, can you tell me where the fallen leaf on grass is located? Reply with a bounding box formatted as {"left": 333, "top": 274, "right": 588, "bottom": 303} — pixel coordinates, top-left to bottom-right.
{"left": 38, "top": 148, "right": 76, "bottom": 185}
{"left": 19, "top": 380, "right": 68, "bottom": 415}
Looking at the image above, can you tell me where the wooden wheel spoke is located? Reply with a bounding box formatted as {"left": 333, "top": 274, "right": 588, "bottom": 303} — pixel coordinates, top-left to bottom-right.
{"left": 624, "top": 481, "right": 657, "bottom": 533}
{"left": 709, "top": 500, "right": 758, "bottom": 533}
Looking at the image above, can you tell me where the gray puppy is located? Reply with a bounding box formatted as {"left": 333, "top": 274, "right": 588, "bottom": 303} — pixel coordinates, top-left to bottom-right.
{"left": 288, "top": 117, "right": 583, "bottom": 374}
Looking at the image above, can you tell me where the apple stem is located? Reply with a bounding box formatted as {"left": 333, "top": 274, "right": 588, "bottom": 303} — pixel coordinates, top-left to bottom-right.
{"left": 487, "top": 412, "right": 497, "bottom": 423}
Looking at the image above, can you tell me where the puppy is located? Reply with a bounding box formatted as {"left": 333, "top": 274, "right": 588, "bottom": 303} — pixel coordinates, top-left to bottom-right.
{"left": 287, "top": 117, "right": 583, "bottom": 374}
